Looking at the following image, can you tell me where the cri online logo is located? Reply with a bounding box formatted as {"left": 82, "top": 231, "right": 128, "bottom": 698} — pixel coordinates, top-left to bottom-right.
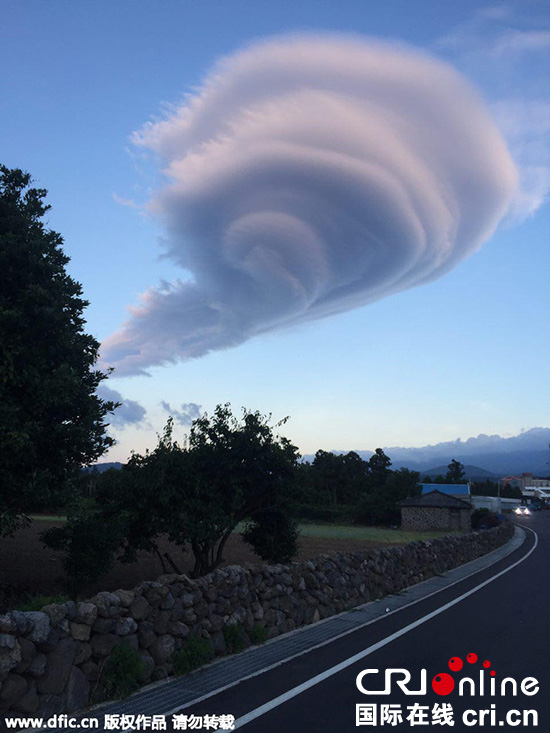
{"left": 433, "top": 653, "right": 494, "bottom": 695}
{"left": 356, "top": 652, "right": 539, "bottom": 697}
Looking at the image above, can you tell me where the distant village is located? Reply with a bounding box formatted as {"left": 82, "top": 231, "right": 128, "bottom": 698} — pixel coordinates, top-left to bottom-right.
{"left": 400, "top": 472, "right": 550, "bottom": 533}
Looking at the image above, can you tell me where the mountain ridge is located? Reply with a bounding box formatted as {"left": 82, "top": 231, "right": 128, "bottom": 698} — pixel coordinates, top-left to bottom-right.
{"left": 301, "top": 427, "right": 550, "bottom": 476}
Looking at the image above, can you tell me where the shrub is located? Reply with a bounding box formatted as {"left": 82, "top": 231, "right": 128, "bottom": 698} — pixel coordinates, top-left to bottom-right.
{"left": 41, "top": 510, "right": 125, "bottom": 596}
{"left": 223, "top": 623, "right": 248, "bottom": 654}
{"left": 241, "top": 508, "right": 299, "bottom": 563}
{"left": 172, "top": 635, "right": 214, "bottom": 675}
{"left": 471, "top": 508, "right": 500, "bottom": 530}
{"left": 249, "top": 624, "right": 269, "bottom": 645}
{"left": 294, "top": 503, "right": 353, "bottom": 523}
{"left": 102, "top": 644, "right": 146, "bottom": 700}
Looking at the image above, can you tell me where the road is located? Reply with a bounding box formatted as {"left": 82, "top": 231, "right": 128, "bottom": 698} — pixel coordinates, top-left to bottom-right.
{"left": 172, "top": 515, "right": 549, "bottom": 731}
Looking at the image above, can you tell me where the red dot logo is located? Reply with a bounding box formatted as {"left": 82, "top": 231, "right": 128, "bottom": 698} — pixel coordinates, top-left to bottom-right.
{"left": 449, "top": 657, "right": 463, "bottom": 672}
{"left": 432, "top": 673, "right": 455, "bottom": 696}
{"left": 490, "top": 670, "right": 496, "bottom": 677}
{"left": 483, "top": 660, "right": 491, "bottom": 669}
{"left": 467, "top": 653, "right": 478, "bottom": 664}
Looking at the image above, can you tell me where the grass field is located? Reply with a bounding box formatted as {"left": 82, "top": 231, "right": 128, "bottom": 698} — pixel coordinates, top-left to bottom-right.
{"left": 31, "top": 514, "right": 456, "bottom": 543}
{"left": 296, "top": 524, "right": 457, "bottom": 542}
{"left": 236, "top": 521, "right": 456, "bottom": 542}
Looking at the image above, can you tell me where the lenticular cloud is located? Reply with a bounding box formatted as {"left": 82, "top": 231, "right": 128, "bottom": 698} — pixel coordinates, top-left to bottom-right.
{"left": 103, "top": 35, "right": 517, "bottom": 375}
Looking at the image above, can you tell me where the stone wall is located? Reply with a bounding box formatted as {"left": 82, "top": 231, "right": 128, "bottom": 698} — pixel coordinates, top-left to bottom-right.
{"left": 401, "top": 506, "right": 471, "bottom": 532}
{"left": 0, "top": 522, "right": 513, "bottom": 718}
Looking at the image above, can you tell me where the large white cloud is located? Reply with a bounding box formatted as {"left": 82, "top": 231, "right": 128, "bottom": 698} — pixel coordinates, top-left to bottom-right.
{"left": 102, "top": 35, "right": 517, "bottom": 375}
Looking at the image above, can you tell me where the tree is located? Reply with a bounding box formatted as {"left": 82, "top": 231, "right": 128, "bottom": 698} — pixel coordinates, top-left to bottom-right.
{"left": 354, "top": 467, "right": 421, "bottom": 525}
{"left": 368, "top": 448, "right": 392, "bottom": 488}
{"left": 446, "top": 459, "right": 465, "bottom": 484}
{"left": 311, "top": 450, "right": 343, "bottom": 505}
{"left": 0, "top": 166, "right": 118, "bottom": 536}
{"left": 60, "top": 405, "right": 301, "bottom": 581}
{"left": 183, "top": 405, "right": 300, "bottom": 575}
{"left": 309, "top": 450, "right": 369, "bottom": 506}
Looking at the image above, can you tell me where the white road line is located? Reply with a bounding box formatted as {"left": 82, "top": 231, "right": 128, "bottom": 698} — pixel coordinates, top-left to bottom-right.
{"left": 162, "top": 527, "right": 525, "bottom": 718}
{"left": 234, "top": 527, "right": 538, "bottom": 729}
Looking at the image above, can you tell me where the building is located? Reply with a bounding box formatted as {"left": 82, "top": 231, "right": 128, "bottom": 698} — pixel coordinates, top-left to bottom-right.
{"left": 420, "top": 483, "right": 471, "bottom": 503}
{"left": 501, "top": 476, "right": 522, "bottom": 491}
{"left": 470, "top": 496, "right": 520, "bottom": 513}
{"left": 399, "top": 490, "right": 472, "bottom": 532}
{"left": 520, "top": 474, "right": 550, "bottom": 490}
{"left": 522, "top": 487, "right": 550, "bottom": 503}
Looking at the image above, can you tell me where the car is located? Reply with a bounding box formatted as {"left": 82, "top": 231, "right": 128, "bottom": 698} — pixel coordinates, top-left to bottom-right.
{"left": 514, "top": 506, "right": 531, "bottom": 516}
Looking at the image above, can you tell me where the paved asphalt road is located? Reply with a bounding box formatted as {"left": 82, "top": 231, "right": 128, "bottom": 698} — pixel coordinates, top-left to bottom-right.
{"left": 172, "top": 515, "right": 549, "bottom": 732}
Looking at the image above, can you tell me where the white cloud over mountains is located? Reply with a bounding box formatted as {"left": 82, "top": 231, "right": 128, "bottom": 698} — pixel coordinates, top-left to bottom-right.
{"left": 323, "top": 428, "right": 550, "bottom": 474}
{"left": 102, "top": 35, "right": 517, "bottom": 375}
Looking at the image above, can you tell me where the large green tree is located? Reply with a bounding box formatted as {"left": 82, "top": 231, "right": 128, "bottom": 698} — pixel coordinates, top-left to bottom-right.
{"left": 49, "top": 404, "right": 301, "bottom": 585}
{"left": 0, "top": 166, "right": 118, "bottom": 536}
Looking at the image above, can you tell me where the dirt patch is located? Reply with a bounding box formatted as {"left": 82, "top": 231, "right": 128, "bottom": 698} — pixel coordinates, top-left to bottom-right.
{"left": 0, "top": 520, "right": 396, "bottom": 610}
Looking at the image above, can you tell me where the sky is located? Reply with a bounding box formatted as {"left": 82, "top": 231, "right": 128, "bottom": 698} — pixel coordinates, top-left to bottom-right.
{"left": 2, "top": 0, "right": 549, "bottom": 463}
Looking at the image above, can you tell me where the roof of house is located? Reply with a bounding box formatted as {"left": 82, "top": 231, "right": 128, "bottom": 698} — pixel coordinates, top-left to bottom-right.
{"left": 399, "top": 490, "right": 472, "bottom": 509}
{"left": 421, "top": 483, "right": 470, "bottom": 496}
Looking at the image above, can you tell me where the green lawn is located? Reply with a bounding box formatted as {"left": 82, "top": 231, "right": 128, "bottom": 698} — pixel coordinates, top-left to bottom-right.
{"left": 296, "top": 524, "right": 458, "bottom": 542}
{"left": 236, "top": 521, "right": 456, "bottom": 543}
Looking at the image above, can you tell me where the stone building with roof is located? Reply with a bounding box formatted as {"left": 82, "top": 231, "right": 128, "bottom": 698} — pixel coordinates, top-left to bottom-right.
{"left": 399, "top": 489, "right": 472, "bottom": 532}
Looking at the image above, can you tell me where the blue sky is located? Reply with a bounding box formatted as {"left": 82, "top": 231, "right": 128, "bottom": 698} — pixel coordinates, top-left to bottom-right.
{"left": 2, "top": 0, "right": 549, "bottom": 461}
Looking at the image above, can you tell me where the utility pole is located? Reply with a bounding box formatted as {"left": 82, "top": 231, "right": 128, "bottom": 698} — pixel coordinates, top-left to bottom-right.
{"left": 497, "top": 477, "right": 501, "bottom": 514}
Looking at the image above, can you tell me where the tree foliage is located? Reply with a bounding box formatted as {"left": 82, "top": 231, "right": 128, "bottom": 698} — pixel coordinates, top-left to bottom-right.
{"left": 368, "top": 448, "right": 393, "bottom": 486}
{"left": 446, "top": 459, "right": 466, "bottom": 483}
{"left": 0, "top": 166, "right": 117, "bottom": 536}
{"left": 184, "top": 405, "right": 299, "bottom": 574}
{"left": 50, "top": 405, "right": 301, "bottom": 583}
{"left": 353, "top": 467, "right": 421, "bottom": 525}
{"left": 242, "top": 508, "right": 299, "bottom": 563}
{"left": 298, "top": 447, "right": 420, "bottom": 526}
{"left": 42, "top": 509, "right": 126, "bottom": 596}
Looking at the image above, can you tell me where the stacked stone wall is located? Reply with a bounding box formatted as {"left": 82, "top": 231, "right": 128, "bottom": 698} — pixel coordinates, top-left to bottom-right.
{"left": 401, "top": 506, "right": 471, "bottom": 532}
{"left": 0, "top": 522, "right": 513, "bottom": 717}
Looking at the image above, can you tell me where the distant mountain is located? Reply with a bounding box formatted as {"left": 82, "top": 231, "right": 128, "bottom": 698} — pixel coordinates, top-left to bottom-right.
{"left": 84, "top": 462, "right": 123, "bottom": 473}
{"left": 301, "top": 427, "right": 550, "bottom": 476}
{"left": 419, "top": 465, "right": 497, "bottom": 481}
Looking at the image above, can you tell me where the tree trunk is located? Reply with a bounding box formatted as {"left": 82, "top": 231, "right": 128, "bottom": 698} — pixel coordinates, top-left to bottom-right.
{"left": 163, "top": 551, "right": 183, "bottom": 574}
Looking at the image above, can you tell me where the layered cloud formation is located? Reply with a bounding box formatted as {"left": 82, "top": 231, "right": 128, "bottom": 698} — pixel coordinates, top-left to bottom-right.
{"left": 102, "top": 35, "right": 518, "bottom": 375}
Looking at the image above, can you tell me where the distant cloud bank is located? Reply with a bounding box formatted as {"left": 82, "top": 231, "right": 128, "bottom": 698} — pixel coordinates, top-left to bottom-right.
{"left": 102, "top": 35, "right": 517, "bottom": 375}
{"left": 327, "top": 427, "right": 550, "bottom": 475}
{"left": 385, "top": 427, "right": 550, "bottom": 463}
